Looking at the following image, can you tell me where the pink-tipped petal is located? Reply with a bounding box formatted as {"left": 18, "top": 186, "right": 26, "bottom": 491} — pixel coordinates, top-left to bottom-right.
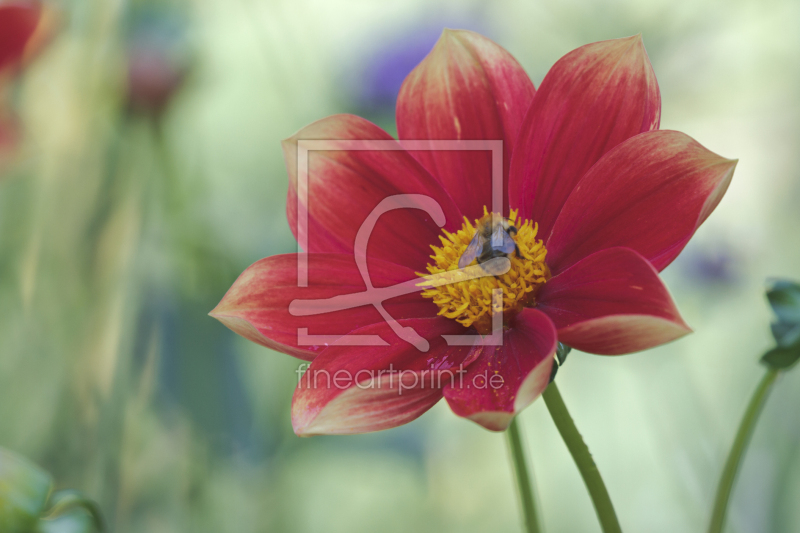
{"left": 283, "top": 114, "right": 462, "bottom": 272}
{"left": 443, "top": 309, "right": 557, "bottom": 431}
{"left": 509, "top": 35, "right": 660, "bottom": 237}
{"left": 538, "top": 247, "right": 691, "bottom": 355}
{"left": 396, "top": 29, "right": 536, "bottom": 219}
{"left": 210, "top": 254, "right": 437, "bottom": 361}
{"left": 0, "top": 2, "right": 41, "bottom": 73}
{"left": 546, "top": 130, "right": 737, "bottom": 273}
{"left": 292, "top": 317, "right": 478, "bottom": 435}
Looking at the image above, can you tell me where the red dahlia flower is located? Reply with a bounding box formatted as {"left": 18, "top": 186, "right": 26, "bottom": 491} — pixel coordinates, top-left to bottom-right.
{"left": 211, "top": 30, "right": 736, "bottom": 434}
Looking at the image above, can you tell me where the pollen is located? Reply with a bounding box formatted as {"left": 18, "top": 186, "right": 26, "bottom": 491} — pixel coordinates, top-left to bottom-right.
{"left": 417, "top": 208, "right": 550, "bottom": 334}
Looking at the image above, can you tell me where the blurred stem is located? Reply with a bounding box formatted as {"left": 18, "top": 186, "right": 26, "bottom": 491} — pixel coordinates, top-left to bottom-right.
{"left": 543, "top": 382, "right": 621, "bottom": 533}
{"left": 150, "top": 117, "right": 183, "bottom": 214}
{"left": 83, "top": 112, "right": 130, "bottom": 271}
{"left": 708, "top": 368, "right": 779, "bottom": 533}
{"left": 506, "top": 417, "right": 542, "bottom": 533}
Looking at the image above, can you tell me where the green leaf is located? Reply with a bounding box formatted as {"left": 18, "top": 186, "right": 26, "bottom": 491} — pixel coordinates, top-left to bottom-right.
{"left": 42, "top": 491, "right": 104, "bottom": 532}
{"left": 35, "top": 509, "right": 94, "bottom": 533}
{"left": 771, "top": 321, "right": 800, "bottom": 348}
{"left": 0, "top": 448, "right": 53, "bottom": 533}
{"left": 765, "top": 280, "right": 800, "bottom": 362}
{"left": 767, "top": 279, "right": 800, "bottom": 326}
{"left": 761, "top": 345, "right": 800, "bottom": 370}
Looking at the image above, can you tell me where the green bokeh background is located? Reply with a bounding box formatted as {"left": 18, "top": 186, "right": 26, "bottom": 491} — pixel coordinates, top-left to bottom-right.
{"left": 1, "top": 0, "right": 799, "bottom": 531}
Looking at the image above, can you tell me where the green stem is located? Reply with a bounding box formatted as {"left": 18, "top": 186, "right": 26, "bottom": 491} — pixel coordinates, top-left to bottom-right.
{"left": 506, "top": 417, "right": 542, "bottom": 533}
{"left": 543, "top": 382, "right": 621, "bottom": 533}
{"left": 708, "top": 368, "right": 779, "bottom": 533}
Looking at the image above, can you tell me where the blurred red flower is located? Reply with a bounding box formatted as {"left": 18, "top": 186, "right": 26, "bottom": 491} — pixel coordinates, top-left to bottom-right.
{"left": 0, "top": 1, "right": 42, "bottom": 73}
{"left": 0, "top": 1, "right": 51, "bottom": 168}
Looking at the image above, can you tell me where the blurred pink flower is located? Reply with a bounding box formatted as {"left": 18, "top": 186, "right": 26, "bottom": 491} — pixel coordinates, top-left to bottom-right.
{"left": 123, "top": 5, "right": 190, "bottom": 118}
{"left": 126, "top": 47, "right": 185, "bottom": 116}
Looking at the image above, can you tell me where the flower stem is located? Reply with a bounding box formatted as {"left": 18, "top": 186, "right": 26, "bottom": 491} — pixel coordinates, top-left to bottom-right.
{"left": 542, "top": 382, "right": 621, "bottom": 533}
{"left": 708, "top": 368, "right": 779, "bottom": 533}
{"left": 506, "top": 417, "right": 542, "bottom": 533}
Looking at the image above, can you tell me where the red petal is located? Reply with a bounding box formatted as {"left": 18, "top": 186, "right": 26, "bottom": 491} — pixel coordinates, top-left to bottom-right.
{"left": 291, "top": 317, "right": 477, "bottom": 435}
{"left": 509, "top": 35, "right": 660, "bottom": 238}
{"left": 283, "top": 114, "right": 463, "bottom": 272}
{"left": 396, "top": 29, "right": 535, "bottom": 220}
{"left": 443, "top": 309, "right": 556, "bottom": 431}
{"left": 546, "top": 130, "right": 737, "bottom": 273}
{"left": 210, "top": 254, "right": 438, "bottom": 361}
{"left": 0, "top": 2, "right": 41, "bottom": 73}
{"left": 538, "top": 247, "right": 691, "bottom": 354}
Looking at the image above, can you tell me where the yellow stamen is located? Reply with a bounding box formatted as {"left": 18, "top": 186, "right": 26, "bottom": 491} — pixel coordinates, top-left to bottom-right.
{"left": 417, "top": 208, "right": 550, "bottom": 334}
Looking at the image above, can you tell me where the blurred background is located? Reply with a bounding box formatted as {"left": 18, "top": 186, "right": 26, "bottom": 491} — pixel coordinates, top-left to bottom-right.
{"left": 1, "top": 0, "right": 799, "bottom": 531}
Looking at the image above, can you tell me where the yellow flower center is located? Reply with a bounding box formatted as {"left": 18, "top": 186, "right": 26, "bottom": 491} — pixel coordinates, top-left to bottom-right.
{"left": 417, "top": 208, "right": 550, "bottom": 334}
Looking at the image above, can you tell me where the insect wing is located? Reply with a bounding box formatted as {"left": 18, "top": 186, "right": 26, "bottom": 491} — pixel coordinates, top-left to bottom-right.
{"left": 458, "top": 231, "right": 485, "bottom": 269}
{"left": 491, "top": 224, "right": 517, "bottom": 255}
{"left": 480, "top": 257, "right": 511, "bottom": 276}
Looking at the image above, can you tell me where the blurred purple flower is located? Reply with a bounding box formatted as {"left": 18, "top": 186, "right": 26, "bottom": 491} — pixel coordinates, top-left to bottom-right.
{"left": 680, "top": 239, "right": 742, "bottom": 286}
{"left": 352, "top": 22, "right": 484, "bottom": 112}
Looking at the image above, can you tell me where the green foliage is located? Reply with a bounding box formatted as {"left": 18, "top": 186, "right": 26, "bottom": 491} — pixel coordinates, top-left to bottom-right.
{"left": 762, "top": 347, "right": 800, "bottom": 370}
{"left": 0, "top": 448, "right": 102, "bottom": 533}
{"left": 762, "top": 280, "right": 800, "bottom": 370}
{"left": 0, "top": 448, "right": 52, "bottom": 533}
{"left": 35, "top": 510, "right": 94, "bottom": 533}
